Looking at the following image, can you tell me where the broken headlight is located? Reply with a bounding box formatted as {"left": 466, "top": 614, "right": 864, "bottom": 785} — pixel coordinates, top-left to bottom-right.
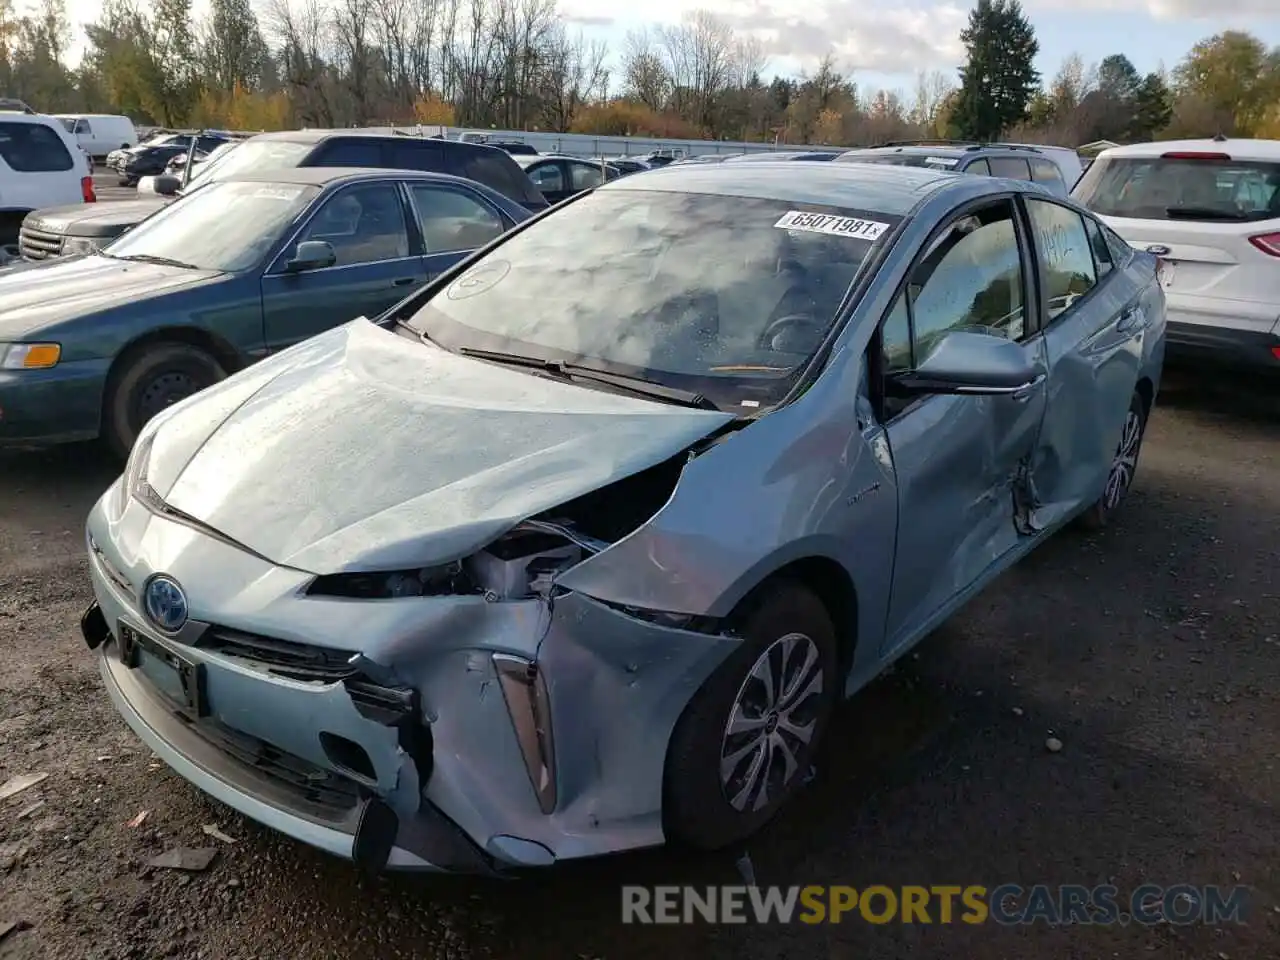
{"left": 307, "top": 561, "right": 476, "bottom": 599}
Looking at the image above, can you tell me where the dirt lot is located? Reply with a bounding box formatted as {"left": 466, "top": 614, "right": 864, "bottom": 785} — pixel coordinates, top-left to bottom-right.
{"left": 1, "top": 370, "right": 1277, "bottom": 960}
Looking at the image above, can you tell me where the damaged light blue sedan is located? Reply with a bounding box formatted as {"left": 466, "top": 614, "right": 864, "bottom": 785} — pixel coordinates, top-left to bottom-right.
{"left": 82, "top": 161, "right": 1166, "bottom": 873}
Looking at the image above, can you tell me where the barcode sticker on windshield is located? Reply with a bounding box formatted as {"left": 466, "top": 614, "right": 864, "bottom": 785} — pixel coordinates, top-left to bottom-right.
{"left": 926, "top": 156, "right": 959, "bottom": 167}
{"left": 253, "top": 186, "right": 304, "bottom": 200}
{"left": 774, "top": 210, "right": 890, "bottom": 241}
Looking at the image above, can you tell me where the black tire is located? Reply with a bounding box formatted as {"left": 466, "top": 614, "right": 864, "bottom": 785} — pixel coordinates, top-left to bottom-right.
{"left": 664, "top": 580, "right": 840, "bottom": 850}
{"left": 1078, "top": 391, "right": 1148, "bottom": 530}
{"left": 103, "top": 343, "right": 226, "bottom": 460}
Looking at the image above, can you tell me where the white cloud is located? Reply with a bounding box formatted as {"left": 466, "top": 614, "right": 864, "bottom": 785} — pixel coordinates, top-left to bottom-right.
{"left": 560, "top": 1, "right": 969, "bottom": 74}
{"left": 1025, "top": 0, "right": 1279, "bottom": 17}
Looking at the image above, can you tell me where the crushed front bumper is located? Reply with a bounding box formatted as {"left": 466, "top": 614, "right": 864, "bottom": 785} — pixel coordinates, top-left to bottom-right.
{"left": 85, "top": 482, "right": 738, "bottom": 872}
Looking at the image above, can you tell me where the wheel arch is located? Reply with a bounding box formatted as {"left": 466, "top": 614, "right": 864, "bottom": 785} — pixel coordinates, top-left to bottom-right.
{"left": 1135, "top": 375, "right": 1154, "bottom": 417}
{"left": 105, "top": 325, "right": 243, "bottom": 398}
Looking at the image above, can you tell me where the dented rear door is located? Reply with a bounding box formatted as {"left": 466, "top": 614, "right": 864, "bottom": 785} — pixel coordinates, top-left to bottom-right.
{"left": 1020, "top": 197, "right": 1150, "bottom": 527}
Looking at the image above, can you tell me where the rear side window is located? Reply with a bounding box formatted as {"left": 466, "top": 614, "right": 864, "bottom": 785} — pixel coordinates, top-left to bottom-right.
{"left": 1074, "top": 156, "right": 1280, "bottom": 222}
{"left": 989, "top": 156, "right": 1032, "bottom": 181}
{"left": 1031, "top": 158, "right": 1065, "bottom": 190}
{"left": 0, "top": 122, "right": 73, "bottom": 171}
{"left": 312, "top": 139, "right": 383, "bottom": 166}
{"left": 461, "top": 149, "right": 541, "bottom": 204}
{"left": 1025, "top": 198, "right": 1098, "bottom": 321}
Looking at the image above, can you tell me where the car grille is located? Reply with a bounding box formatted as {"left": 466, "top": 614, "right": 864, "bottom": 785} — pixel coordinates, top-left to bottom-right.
{"left": 197, "top": 625, "right": 359, "bottom": 683}
{"left": 198, "top": 720, "right": 361, "bottom": 815}
{"left": 19, "top": 222, "right": 64, "bottom": 260}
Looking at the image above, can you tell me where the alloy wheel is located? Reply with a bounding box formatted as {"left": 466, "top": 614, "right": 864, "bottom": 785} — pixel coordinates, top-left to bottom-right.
{"left": 1103, "top": 408, "right": 1143, "bottom": 509}
{"left": 719, "top": 632, "right": 824, "bottom": 813}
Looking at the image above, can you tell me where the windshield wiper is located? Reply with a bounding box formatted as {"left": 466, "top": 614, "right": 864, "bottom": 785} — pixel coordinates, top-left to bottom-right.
{"left": 457, "top": 345, "right": 718, "bottom": 410}
{"left": 1164, "top": 206, "right": 1250, "bottom": 221}
{"left": 110, "top": 253, "right": 201, "bottom": 269}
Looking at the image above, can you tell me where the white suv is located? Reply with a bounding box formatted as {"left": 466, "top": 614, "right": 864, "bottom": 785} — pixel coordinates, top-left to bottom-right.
{"left": 1073, "top": 138, "right": 1280, "bottom": 370}
{"left": 0, "top": 112, "right": 95, "bottom": 260}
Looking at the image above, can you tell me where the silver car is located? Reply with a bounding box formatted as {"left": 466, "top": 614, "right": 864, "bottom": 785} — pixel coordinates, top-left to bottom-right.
{"left": 82, "top": 162, "right": 1166, "bottom": 873}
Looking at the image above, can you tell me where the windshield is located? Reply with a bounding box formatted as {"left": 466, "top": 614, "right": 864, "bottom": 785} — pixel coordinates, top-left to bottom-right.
{"left": 187, "top": 139, "right": 312, "bottom": 184}
{"left": 409, "top": 188, "right": 897, "bottom": 410}
{"left": 1074, "top": 156, "right": 1280, "bottom": 221}
{"left": 103, "top": 180, "right": 319, "bottom": 272}
{"left": 840, "top": 152, "right": 959, "bottom": 170}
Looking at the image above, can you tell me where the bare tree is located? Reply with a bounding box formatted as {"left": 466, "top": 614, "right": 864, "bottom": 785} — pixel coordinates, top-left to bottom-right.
{"left": 538, "top": 24, "right": 607, "bottom": 130}
{"left": 659, "top": 10, "right": 734, "bottom": 132}
{"left": 910, "top": 69, "right": 954, "bottom": 134}
{"left": 621, "top": 27, "right": 669, "bottom": 112}
{"left": 266, "top": 0, "right": 335, "bottom": 126}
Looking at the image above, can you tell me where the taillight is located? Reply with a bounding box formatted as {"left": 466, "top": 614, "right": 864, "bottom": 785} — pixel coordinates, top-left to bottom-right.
{"left": 1248, "top": 232, "right": 1280, "bottom": 257}
{"left": 1160, "top": 151, "right": 1231, "bottom": 160}
{"left": 81, "top": 176, "right": 96, "bottom": 203}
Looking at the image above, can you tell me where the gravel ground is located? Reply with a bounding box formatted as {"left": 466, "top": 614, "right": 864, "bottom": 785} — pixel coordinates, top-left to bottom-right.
{"left": 1, "top": 369, "right": 1277, "bottom": 960}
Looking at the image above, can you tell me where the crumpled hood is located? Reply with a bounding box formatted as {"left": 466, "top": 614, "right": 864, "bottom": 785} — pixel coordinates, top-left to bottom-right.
{"left": 0, "top": 255, "right": 222, "bottom": 340}
{"left": 151, "top": 319, "right": 735, "bottom": 574}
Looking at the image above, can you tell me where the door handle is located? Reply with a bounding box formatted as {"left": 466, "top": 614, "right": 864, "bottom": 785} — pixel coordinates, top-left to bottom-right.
{"left": 1011, "top": 373, "right": 1046, "bottom": 402}
{"left": 1116, "top": 305, "right": 1145, "bottom": 333}
{"left": 391, "top": 277, "right": 415, "bottom": 287}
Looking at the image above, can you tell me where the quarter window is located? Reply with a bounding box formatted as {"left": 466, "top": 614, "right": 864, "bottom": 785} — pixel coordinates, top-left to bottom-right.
{"left": 569, "top": 161, "right": 605, "bottom": 191}
{"left": 1025, "top": 199, "right": 1098, "bottom": 321}
{"left": 1083, "top": 215, "right": 1113, "bottom": 279}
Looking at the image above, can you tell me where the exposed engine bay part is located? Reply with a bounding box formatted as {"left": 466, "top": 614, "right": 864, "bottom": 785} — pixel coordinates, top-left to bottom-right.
{"left": 304, "top": 451, "right": 696, "bottom": 603}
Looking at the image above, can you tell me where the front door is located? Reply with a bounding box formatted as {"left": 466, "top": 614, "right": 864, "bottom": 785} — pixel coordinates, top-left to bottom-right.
{"left": 879, "top": 197, "right": 1049, "bottom": 652}
{"left": 259, "top": 180, "right": 426, "bottom": 352}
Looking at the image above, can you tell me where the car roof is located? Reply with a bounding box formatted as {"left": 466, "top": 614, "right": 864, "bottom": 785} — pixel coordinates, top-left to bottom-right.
{"left": 1096, "top": 138, "right": 1280, "bottom": 161}
{"left": 600, "top": 160, "right": 957, "bottom": 216}
{"left": 217, "top": 166, "right": 484, "bottom": 188}
{"left": 248, "top": 128, "right": 470, "bottom": 146}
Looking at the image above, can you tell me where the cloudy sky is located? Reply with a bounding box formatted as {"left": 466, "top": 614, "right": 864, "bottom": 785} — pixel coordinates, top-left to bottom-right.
{"left": 62, "top": 0, "right": 1280, "bottom": 93}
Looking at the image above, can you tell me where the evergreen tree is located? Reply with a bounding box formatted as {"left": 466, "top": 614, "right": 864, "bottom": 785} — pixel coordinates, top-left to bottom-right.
{"left": 1131, "top": 72, "right": 1173, "bottom": 140}
{"left": 951, "top": 0, "right": 1040, "bottom": 141}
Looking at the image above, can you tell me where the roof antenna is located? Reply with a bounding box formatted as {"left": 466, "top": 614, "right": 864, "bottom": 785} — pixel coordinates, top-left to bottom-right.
{"left": 1212, "top": 132, "right": 1228, "bottom": 142}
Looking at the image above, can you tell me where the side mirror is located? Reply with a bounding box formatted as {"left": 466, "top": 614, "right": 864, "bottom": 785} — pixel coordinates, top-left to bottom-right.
{"left": 138, "top": 174, "right": 181, "bottom": 197}
{"left": 285, "top": 240, "right": 336, "bottom": 273}
{"left": 889, "top": 329, "right": 1042, "bottom": 397}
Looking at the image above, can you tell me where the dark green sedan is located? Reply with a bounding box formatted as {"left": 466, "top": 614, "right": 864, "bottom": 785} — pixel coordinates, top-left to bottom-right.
{"left": 0, "top": 167, "right": 531, "bottom": 456}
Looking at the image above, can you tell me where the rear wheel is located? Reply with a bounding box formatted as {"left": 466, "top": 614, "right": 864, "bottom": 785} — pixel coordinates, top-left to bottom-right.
{"left": 1078, "top": 391, "right": 1148, "bottom": 530}
{"left": 103, "top": 343, "right": 226, "bottom": 460}
{"left": 663, "top": 581, "right": 839, "bottom": 849}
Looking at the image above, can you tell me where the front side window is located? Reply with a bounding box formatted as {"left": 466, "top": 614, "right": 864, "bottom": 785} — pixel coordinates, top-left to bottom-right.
{"left": 388, "top": 141, "right": 444, "bottom": 171}
{"left": 410, "top": 185, "right": 504, "bottom": 253}
{"left": 907, "top": 200, "right": 1028, "bottom": 348}
{"left": 0, "top": 121, "right": 73, "bottom": 172}
{"left": 525, "top": 162, "right": 564, "bottom": 192}
{"left": 408, "top": 189, "right": 898, "bottom": 410}
{"left": 104, "top": 180, "right": 319, "bottom": 272}
{"left": 313, "top": 139, "right": 383, "bottom": 166}
{"left": 1025, "top": 199, "right": 1098, "bottom": 320}
{"left": 570, "top": 161, "right": 605, "bottom": 191}
{"left": 965, "top": 158, "right": 992, "bottom": 176}
{"left": 989, "top": 156, "right": 1032, "bottom": 181}
{"left": 295, "top": 182, "right": 410, "bottom": 267}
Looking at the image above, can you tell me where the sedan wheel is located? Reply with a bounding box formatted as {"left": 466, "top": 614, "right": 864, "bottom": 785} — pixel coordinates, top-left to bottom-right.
{"left": 1079, "top": 391, "right": 1148, "bottom": 529}
{"left": 104, "top": 342, "right": 226, "bottom": 461}
{"left": 664, "top": 581, "right": 839, "bottom": 849}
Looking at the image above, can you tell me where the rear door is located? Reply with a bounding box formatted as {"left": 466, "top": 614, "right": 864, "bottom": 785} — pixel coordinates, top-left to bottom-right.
{"left": 404, "top": 181, "right": 509, "bottom": 281}
{"left": 0, "top": 119, "right": 83, "bottom": 210}
{"left": 1019, "top": 195, "right": 1154, "bottom": 526}
{"left": 1074, "top": 151, "right": 1280, "bottom": 339}
{"left": 259, "top": 180, "right": 427, "bottom": 351}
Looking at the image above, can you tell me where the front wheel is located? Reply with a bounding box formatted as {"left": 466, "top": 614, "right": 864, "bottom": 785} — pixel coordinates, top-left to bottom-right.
{"left": 1078, "top": 391, "right": 1148, "bottom": 530}
{"left": 663, "top": 581, "right": 839, "bottom": 850}
{"left": 103, "top": 343, "right": 226, "bottom": 460}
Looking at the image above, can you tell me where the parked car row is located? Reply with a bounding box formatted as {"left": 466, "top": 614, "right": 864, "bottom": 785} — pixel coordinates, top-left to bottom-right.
{"left": 62, "top": 156, "right": 1166, "bottom": 878}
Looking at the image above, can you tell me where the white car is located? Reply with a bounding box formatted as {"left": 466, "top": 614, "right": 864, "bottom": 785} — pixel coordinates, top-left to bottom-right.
{"left": 1073, "top": 138, "right": 1280, "bottom": 370}
{"left": 0, "top": 112, "right": 95, "bottom": 260}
